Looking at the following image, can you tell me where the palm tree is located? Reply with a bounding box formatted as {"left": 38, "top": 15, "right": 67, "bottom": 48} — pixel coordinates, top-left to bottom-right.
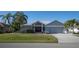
{"left": 0, "top": 11, "right": 28, "bottom": 32}
{"left": 64, "top": 19, "right": 79, "bottom": 32}
{"left": 0, "top": 13, "right": 13, "bottom": 25}
{"left": 64, "top": 19, "right": 79, "bottom": 28}
{"left": 11, "top": 11, "right": 28, "bottom": 31}
{"left": 13, "top": 11, "right": 28, "bottom": 24}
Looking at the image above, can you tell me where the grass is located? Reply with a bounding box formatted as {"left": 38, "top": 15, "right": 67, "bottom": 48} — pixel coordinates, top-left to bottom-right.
{"left": 0, "top": 33, "right": 58, "bottom": 43}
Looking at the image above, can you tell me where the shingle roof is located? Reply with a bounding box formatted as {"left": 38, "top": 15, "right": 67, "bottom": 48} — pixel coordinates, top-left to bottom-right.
{"left": 0, "top": 22, "right": 9, "bottom": 27}
{"left": 0, "top": 23, "right": 4, "bottom": 27}
{"left": 32, "top": 21, "right": 44, "bottom": 25}
{"left": 46, "top": 20, "right": 64, "bottom": 26}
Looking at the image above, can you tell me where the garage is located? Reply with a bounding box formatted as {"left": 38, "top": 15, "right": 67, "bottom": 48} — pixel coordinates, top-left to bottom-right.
{"left": 45, "top": 20, "right": 64, "bottom": 33}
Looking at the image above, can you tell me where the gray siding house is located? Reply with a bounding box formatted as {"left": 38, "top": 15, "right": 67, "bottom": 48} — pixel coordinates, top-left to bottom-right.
{"left": 20, "top": 20, "right": 64, "bottom": 33}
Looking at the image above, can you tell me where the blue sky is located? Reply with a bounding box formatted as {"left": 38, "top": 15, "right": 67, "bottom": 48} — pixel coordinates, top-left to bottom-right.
{"left": 0, "top": 11, "right": 79, "bottom": 24}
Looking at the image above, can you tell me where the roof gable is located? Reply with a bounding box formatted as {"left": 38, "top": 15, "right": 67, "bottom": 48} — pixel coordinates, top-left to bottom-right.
{"left": 32, "top": 21, "right": 44, "bottom": 25}
{"left": 0, "top": 22, "right": 9, "bottom": 27}
{"left": 46, "top": 20, "right": 64, "bottom": 26}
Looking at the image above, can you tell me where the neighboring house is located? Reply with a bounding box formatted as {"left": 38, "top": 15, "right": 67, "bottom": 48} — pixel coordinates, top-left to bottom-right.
{"left": 68, "top": 27, "right": 74, "bottom": 33}
{"left": 0, "top": 22, "right": 10, "bottom": 33}
{"left": 68, "top": 26, "right": 79, "bottom": 33}
{"left": 74, "top": 28, "right": 79, "bottom": 33}
{"left": 20, "top": 20, "right": 64, "bottom": 33}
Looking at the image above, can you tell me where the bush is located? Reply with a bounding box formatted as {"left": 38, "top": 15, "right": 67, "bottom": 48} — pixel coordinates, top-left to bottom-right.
{"left": 0, "top": 28, "right": 4, "bottom": 33}
{"left": 5, "top": 29, "right": 12, "bottom": 33}
{"left": 20, "top": 30, "right": 27, "bottom": 33}
{"left": 73, "top": 32, "right": 79, "bottom": 34}
{"left": 27, "top": 29, "right": 34, "bottom": 33}
{"left": 0, "top": 30, "right": 3, "bottom": 34}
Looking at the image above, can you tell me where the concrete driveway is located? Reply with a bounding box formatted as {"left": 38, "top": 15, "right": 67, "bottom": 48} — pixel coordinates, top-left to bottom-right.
{"left": 53, "top": 34, "right": 79, "bottom": 43}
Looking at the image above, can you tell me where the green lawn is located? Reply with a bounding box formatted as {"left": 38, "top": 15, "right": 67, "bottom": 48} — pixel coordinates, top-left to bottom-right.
{"left": 0, "top": 33, "right": 58, "bottom": 43}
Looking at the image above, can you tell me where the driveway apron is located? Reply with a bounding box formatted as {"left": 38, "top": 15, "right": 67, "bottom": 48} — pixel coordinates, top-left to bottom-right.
{"left": 53, "top": 34, "right": 79, "bottom": 43}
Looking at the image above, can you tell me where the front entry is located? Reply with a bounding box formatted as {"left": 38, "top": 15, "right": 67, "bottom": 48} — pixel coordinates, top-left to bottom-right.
{"left": 32, "top": 21, "right": 45, "bottom": 33}
{"left": 35, "top": 27, "right": 41, "bottom": 32}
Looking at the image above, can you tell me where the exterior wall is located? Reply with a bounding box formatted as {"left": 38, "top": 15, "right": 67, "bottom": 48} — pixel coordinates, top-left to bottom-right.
{"left": 20, "top": 25, "right": 32, "bottom": 32}
{"left": 74, "top": 28, "right": 79, "bottom": 33}
{"left": 20, "top": 21, "right": 64, "bottom": 33}
{"left": 68, "top": 28, "right": 79, "bottom": 33}
{"left": 45, "top": 27, "right": 64, "bottom": 33}
{"left": 45, "top": 20, "right": 64, "bottom": 33}
{"left": 32, "top": 22, "right": 45, "bottom": 32}
{"left": 20, "top": 25, "right": 64, "bottom": 33}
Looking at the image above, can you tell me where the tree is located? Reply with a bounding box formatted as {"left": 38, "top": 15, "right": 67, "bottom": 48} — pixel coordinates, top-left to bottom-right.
{"left": 11, "top": 22, "right": 20, "bottom": 32}
{"left": 0, "top": 11, "right": 28, "bottom": 32}
{"left": 11, "top": 11, "right": 28, "bottom": 31}
{"left": 64, "top": 19, "right": 79, "bottom": 32}
{"left": 0, "top": 13, "right": 13, "bottom": 25}
{"left": 64, "top": 19, "right": 79, "bottom": 28}
{"left": 13, "top": 11, "right": 28, "bottom": 24}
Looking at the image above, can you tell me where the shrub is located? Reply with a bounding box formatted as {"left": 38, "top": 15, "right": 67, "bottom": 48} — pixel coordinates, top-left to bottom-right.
{"left": 27, "top": 29, "right": 34, "bottom": 33}
{"left": 0, "top": 30, "right": 3, "bottom": 34}
{"left": 20, "top": 30, "right": 27, "bottom": 33}
{"left": 73, "top": 32, "right": 79, "bottom": 34}
{"left": 0, "top": 27, "right": 4, "bottom": 33}
{"left": 5, "top": 29, "right": 12, "bottom": 33}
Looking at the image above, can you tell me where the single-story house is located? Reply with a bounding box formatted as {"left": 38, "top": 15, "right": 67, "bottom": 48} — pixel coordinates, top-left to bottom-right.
{"left": 0, "top": 22, "right": 10, "bottom": 33}
{"left": 20, "top": 20, "right": 64, "bottom": 33}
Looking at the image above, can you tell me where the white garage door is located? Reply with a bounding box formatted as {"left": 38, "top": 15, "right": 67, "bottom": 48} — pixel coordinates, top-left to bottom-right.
{"left": 45, "top": 27, "right": 64, "bottom": 33}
